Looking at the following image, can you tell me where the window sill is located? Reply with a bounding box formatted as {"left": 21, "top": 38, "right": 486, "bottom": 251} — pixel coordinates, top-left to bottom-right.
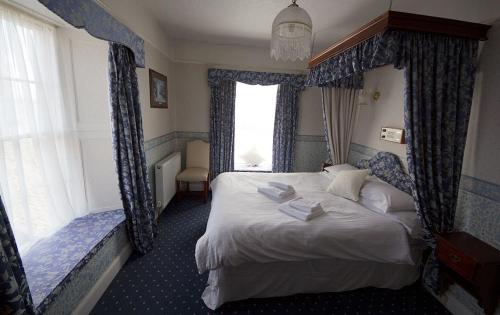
{"left": 234, "top": 170, "right": 272, "bottom": 173}
{"left": 234, "top": 163, "right": 272, "bottom": 172}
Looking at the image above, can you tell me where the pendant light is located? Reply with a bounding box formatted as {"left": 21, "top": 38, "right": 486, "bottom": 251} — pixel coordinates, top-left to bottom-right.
{"left": 270, "top": 0, "right": 313, "bottom": 61}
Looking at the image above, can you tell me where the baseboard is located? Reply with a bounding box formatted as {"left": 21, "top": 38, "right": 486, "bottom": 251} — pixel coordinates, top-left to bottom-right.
{"left": 426, "top": 285, "right": 475, "bottom": 315}
{"left": 72, "top": 242, "right": 133, "bottom": 315}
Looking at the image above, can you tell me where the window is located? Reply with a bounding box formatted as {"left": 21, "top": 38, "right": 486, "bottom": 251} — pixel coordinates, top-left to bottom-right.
{"left": 0, "top": 5, "right": 88, "bottom": 255}
{"left": 234, "top": 82, "right": 278, "bottom": 171}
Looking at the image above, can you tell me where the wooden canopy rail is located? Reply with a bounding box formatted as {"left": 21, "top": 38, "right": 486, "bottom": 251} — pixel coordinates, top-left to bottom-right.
{"left": 308, "top": 11, "right": 491, "bottom": 68}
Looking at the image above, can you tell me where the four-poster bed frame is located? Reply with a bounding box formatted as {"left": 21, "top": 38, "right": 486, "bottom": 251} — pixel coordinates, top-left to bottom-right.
{"left": 307, "top": 10, "right": 496, "bottom": 315}
{"left": 309, "top": 11, "right": 491, "bottom": 68}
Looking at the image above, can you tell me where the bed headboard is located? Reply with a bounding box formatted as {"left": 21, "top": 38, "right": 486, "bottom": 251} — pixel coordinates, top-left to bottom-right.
{"left": 356, "top": 152, "right": 413, "bottom": 195}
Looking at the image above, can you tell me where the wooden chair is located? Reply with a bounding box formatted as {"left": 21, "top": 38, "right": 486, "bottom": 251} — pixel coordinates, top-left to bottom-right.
{"left": 176, "top": 140, "right": 210, "bottom": 203}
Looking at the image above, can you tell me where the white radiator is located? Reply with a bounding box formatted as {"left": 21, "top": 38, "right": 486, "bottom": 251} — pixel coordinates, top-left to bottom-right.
{"left": 155, "top": 152, "right": 181, "bottom": 213}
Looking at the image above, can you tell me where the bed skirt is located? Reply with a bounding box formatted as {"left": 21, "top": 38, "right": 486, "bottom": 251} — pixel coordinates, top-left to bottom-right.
{"left": 202, "top": 258, "right": 420, "bottom": 310}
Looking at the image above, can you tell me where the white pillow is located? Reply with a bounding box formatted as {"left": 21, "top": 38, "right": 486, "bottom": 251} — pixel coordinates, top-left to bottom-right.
{"left": 322, "top": 164, "right": 358, "bottom": 179}
{"left": 324, "top": 164, "right": 357, "bottom": 173}
{"left": 359, "top": 180, "right": 415, "bottom": 213}
{"left": 327, "top": 169, "right": 370, "bottom": 201}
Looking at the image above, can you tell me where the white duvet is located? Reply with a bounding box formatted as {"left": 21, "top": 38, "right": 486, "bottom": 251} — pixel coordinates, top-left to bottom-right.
{"left": 195, "top": 172, "right": 422, "bottom": 274}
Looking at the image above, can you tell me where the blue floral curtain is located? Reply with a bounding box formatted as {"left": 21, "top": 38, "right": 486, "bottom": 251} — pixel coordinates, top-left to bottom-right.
{"left": 108, "top": 43, "right": 156, "bottom": 254}
{"left": 272, "top": 84, "right": 300, "bottom": 172}
{"left": 208, "top": 69, "right": 306, "bottom": 177}
{"left": 209, "top": 80, "right": 237, "bottom": 179}
{"left": 0, "top": 196, "right": 35, "bottom": 315}
{"left": 400, "top": 33, "right": 478, "bottom": 291}
{"left": 307, "top": 30, "right": 479, "bottom": 291}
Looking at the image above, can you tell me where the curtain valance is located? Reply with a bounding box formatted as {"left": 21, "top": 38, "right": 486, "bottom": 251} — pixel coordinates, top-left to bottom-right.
{"left": 208, "top": 68, "right": 307, "bottom": 89}
{"left": 306, "top": 30, "right": 479, "bottom": 89}
{"left": 39, "top": 0, "right": 145, "bottom": 67}
{"left": 306, "top": 31, "right": 401, "bottom": 88}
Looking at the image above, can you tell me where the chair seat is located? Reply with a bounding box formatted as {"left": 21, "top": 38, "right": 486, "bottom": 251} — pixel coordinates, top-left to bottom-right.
{"left": 176, "top": 167, "right": 209, "bottom": 182}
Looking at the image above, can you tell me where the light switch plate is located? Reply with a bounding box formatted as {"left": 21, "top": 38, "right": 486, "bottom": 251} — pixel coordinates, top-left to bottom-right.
{"left": 380, "top": 127, "right": 405, "bottom": 144}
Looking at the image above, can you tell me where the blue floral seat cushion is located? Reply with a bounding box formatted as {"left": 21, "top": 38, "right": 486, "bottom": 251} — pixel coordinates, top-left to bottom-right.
{"left": 23, "top": 209, "right": 126, "bottom": 309}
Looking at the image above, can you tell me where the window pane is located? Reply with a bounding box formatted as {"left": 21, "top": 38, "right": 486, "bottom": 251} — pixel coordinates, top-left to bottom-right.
{"left": 1, "top": 139, "right": 53, "bottom": 251}
{"left": 234, "top": 83, "right": 278, "bottom": 171}
{"left": 0, "top": 5, "right": 89, "bottom": 255}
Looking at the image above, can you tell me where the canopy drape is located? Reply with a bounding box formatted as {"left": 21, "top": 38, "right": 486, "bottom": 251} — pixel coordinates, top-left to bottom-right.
{"left": 307, "top": 30, "right": 479, "bottom": 291}
{"left": 401, "top": 33, "right": 478, "bottom": 290}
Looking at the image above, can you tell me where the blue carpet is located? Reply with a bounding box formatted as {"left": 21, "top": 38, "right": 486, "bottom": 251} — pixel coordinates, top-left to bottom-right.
{"left": 92, "top": 197, "right": 450, "bottom": 314}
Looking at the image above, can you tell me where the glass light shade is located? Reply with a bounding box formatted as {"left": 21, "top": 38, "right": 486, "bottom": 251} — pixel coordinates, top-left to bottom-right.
{"left": 270, "top": 3, "right": 312, "bottom": 61}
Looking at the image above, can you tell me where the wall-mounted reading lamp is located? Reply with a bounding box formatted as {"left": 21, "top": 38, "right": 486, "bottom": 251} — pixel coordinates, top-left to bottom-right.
{"left": 358, "top": 89, "right": 380, "bottom": 106}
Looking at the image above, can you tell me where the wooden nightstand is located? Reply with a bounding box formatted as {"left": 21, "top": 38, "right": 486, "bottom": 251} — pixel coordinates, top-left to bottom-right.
{"left": 436, "top": 232, "right": 500, "bottom": 315}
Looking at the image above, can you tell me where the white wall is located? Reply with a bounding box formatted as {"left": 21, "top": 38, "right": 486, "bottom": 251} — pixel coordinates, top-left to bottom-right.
{"left": 173, "top": 63, "right": 210, "bottom": 132}
{"left": 138, "top": 41, "right": 177, "bottom": 140}
{"left": 173, "top": 60, "right": 323, "bottom": 136}
{"left": 174, "top": 39, "right": 307, "bottom": 72}
{"left": 57, "top": 28, "right": 121, "bottom": 212}
{"left": 99, "top": 0, "right": 177, "bottom": 141}
{"left": 172, "top": 40, "right": 323, "bottom": 136}
{"left": 352, "top": 66, "right": 407, "bottom": 158}
{"left": 298, "top": 87, "right": 323, "bottom": 136}
{"left": 98, "top": 0, "right": 174, "bottom": 60}
{"left": 462, "top": 20, "right": 500, "bottom": 184}
{"left": 55, "top": 22, "right": 178, "bottom": 211}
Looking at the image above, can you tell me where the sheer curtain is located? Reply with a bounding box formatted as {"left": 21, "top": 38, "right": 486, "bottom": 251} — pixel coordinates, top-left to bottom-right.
{"left": 0, "top": 4, "right": 88, "bottom": 255}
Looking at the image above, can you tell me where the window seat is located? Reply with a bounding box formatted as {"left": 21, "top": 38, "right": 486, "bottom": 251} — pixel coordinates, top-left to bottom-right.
{"left": 23, "top": 209, "right": 126, "bottom": 313}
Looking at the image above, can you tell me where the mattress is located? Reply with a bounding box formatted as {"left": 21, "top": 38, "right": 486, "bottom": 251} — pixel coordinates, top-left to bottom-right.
{"left": 195, "top": 172, "right": 422, "bottom": 274}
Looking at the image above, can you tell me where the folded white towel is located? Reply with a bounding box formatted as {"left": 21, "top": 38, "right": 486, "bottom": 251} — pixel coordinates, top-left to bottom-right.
{"left": 268, "top": 181, "right": 295, "bottom": 192}
{"left": 258, "top": 187, "right": 295, "bottom": 201}
{"left": 289, "top": 197, "right": 322, "bottom": 214}
{"left": 278, "top": 203, "right": 325, "bottom": 221}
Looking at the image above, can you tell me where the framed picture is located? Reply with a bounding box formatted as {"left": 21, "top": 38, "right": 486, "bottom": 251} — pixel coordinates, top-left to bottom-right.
{"left": 149, "top": 69, "right": 168, "bottom": 108}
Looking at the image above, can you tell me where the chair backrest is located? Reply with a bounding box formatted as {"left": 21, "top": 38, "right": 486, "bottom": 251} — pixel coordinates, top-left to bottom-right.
{"left": 186, "top": 140, "right": 209, "bottom": 170}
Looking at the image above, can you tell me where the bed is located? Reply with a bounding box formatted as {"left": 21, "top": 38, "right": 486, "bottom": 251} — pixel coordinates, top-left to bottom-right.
{"left": 195, "top": 153, "right": 423, "bottom": 310}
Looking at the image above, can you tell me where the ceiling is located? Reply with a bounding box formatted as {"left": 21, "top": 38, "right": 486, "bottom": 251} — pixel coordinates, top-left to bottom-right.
{"left": 141, "top": 0, "right": 500, "bottom": 54}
